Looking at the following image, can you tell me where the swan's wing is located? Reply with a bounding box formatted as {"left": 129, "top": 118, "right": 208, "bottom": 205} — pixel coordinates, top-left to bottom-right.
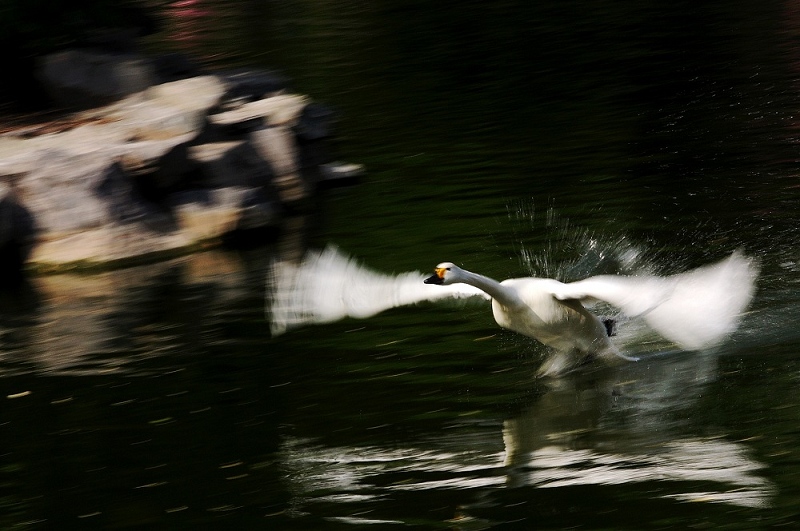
{"left": 550, "top": 251, "right": 758, "bottom": 350}
{"left": 268, "top": 245, "right": 489, "bottom": 335}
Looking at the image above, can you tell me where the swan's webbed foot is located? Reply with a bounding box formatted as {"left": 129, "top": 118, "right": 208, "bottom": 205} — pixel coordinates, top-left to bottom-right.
{"left": 601, "top": 317, "right": 616, "bottom": 337}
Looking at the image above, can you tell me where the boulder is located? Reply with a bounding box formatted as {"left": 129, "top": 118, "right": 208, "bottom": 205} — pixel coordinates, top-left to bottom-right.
{"left": 170, "top": 187, "right": 280, "bottom": 244}
{"left": 0, "top": 180, "right": 37, "bottom": 284}
{"left": 295, "top": 103, "right": 336, "bottom": 141}
{"left": 250, "top": 126, "right": 308, "bottom": 204}
{"left": 17, "top": 149, "right": 119, "bottom": 235}
{"left": 152, "top": 53, "right": 205, "bottom": 84}
{"left": 37, "top": 49, "right": 157, "bottom": 109}
{"left": 236, "top": 187, "right": 282, "bottom": 230}
{"left": 170, "top": 189, "right": 241, "bottom": 243}
{"left": 27, "top": 221, "right": 193, "bottom": 270}
{"left": 0, "top": 69, "right": 360, "bottom": 271}
{"left": 108, "top": 75, "right": 226, "bottom": 139}
{"left": 119, "top": 132, "right": 198, "bottom": 191}
{"left": 184, "top": 139, "right": 284, "bottom": 236}
{"left": 95, "top": 162, "right": 176, "bottom": 232}
{"left": 208, "top": 94, "right": 309, "bottom": 136}
{"left": 218, "top": 69, "right": 289, "bottom": 102}
{"left": 319, "top": 162, "right": 365, "bottom": 188}
{"left": 188, "top": 140, "right": 277, "bottom": 190}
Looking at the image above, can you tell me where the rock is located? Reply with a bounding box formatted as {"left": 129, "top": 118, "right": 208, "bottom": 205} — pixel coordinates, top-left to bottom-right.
{"left": 188, "top": 140, "right": 277, "bottom": 190}
{"left": 95, "top": 162, "right": 175, "bottom": 232}
{"left": 1, "top": 126, "right": 200, "bottom": 269}
{"left": 293, "top": 103, "right": 337, "bottom": 186}
{"left": 102, "top": 76, "right": 227, "bottom": 193}
{"left": 319, "top": 162, "right": 365, "bottom": 188}
{"left": 249, "top": 127, "right": 297, "bottom": 177}
{"left": 250, "top": 126, "right": 308, "bottom": 204}
{"left": 143, "top": 76, "right": 226, "bottom": 120}
{"left": 120, "top": 132, "right": 198, "bottom": 191}
{"left": 170, "top": 187, "right": 280, "bottom": 244}
{"left": 37, "top": 49, "right": 157, "bottom": 109}
{"left": 295, "top": 103, "right": 336, "bottom": 141}
{"left": 218, "top": 69, "right": 289, "bottom": 102}
{"left": 0, "top": 180, "right": 37, "bottom": 286}
{"left": 236, "top": 187, "right": 282, "bottom": 230}
{"left": 208, "top": 94, "right": 309, "bottom": 132}
{"left": 153, "top": 53, "right": 205, "bottom": 83}
{"left": 171, "top": 189, "right": 242, "bottom": 243}
{"left": 28, "top": 222, "right": 192, "bottom": 270}
{"left": 109, "top": 75, "right": 226, "bottom": 138}
{"left": 0, "top": 67, "right": 361, "bottom": 271}
{"left": 17, "top": 149, "right": 119, "bottom": 235}
{"left": 181, "top": 136, "right": 285, "bottom": 237}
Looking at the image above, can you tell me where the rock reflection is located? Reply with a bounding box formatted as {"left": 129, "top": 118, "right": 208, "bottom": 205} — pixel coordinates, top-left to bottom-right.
{"left": 0, "top": 249, "right": 271, "bottom": 376}
{"left": 0, "top": 202, "right": 321, "bottom": 377}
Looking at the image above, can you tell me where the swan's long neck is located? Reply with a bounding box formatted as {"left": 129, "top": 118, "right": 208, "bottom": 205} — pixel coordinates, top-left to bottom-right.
{"left": 459, "top": 270, "right": 523, "bottom": 308}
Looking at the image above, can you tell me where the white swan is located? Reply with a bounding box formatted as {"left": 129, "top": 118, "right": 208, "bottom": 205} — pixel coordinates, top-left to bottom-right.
{"left": 424, "top": 262, "right": 629, "bottom": 366}
{"left": 268, "top": 246, "right": 757, "bottom": 374}
{"left": 423, "top": 251, "right": 757, "bottom": 373}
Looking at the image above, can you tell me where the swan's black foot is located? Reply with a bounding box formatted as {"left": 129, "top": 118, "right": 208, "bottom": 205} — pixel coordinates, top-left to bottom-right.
{"left": 601, "top": 317, "right": 616, "bottom": 337}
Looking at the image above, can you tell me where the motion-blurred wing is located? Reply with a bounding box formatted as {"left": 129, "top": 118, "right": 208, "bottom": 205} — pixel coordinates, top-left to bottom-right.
{"left": 268, "top": 245, "right": 489, "bottom": 335}
{"left": 550, "top": 251, "right": 758, "bottom": 350}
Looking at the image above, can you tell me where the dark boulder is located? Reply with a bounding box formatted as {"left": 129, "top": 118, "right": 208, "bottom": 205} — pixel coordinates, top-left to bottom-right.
{"left": 295, "top": 103, "right": 336, "bottom": 141}
{"left": 0, "top": 183, "right": 37, "bottom": 287}
{"left": 36, "top": 49, "right": 157, "bottom": 109}
{"left": 219, "top": 69, "right": 290, "bottom": 103}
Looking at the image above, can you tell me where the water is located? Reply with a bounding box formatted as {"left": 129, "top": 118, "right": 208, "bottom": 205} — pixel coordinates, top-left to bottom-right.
{"left": 3, "top": 0, "right": 800, "bottom": 528}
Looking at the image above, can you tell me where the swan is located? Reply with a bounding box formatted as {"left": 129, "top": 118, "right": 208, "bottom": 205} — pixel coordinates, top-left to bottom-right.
{"left": 424, "top": 262, "right": 629, "bottom": 367}
{"left": 268, "top": 246, "right": 757, "bottom": 374}
{"left": 423, "top": 251, "right": 757, "bottom": 373}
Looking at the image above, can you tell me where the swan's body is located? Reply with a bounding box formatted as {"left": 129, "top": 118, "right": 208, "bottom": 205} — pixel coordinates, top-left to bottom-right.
{"left": 493, "top": 279, "right": 615, "bottom": 356}
{"left": 424, "top": 265, "right": 627, "bottom": 367}
{"left": 269, "top": 246, "right": 757, "bottom": 375}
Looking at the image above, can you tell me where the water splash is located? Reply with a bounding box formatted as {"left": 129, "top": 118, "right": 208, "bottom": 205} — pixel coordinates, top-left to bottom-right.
{"left": 507, "top": 199, "right": 659, "bottom": 281}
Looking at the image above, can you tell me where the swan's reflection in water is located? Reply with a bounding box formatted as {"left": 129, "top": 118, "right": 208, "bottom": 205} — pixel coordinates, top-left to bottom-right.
{"left": 279, "top": 355, "right": 773, "bottom": 525}
{"left": 502, "top": 360, "right": 773, "bottom": 510}
{"left": 508, "top": 439, "right": 771, "bottom": 507}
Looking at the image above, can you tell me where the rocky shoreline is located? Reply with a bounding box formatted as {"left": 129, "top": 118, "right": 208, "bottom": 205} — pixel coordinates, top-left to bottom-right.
{"left": 0, "top": 55, "right": 362, "bottom": 278}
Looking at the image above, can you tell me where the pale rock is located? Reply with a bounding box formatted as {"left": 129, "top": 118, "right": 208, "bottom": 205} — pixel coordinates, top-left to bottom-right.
{"left": 209, "top": 94, "right": 308, "bottom": 128}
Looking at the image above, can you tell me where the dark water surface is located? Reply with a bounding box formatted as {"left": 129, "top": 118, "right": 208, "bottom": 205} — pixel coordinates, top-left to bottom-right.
{"left": 3, "top": 1, "right": 800, "bottom": 528}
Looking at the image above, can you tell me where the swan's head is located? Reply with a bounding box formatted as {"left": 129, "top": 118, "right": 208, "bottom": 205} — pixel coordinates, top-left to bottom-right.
{"left": 424, "top": 262, "right": 463, "bottom": 285}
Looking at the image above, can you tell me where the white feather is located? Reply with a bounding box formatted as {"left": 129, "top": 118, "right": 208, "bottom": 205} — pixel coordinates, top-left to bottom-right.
{"left": 268, "top": 245, "right": 487, "bottom": 335}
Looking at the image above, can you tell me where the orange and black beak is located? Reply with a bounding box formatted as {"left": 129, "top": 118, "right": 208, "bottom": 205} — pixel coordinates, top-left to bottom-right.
{"left": 424, "top": 268, "right": 446, "bottom": 285}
